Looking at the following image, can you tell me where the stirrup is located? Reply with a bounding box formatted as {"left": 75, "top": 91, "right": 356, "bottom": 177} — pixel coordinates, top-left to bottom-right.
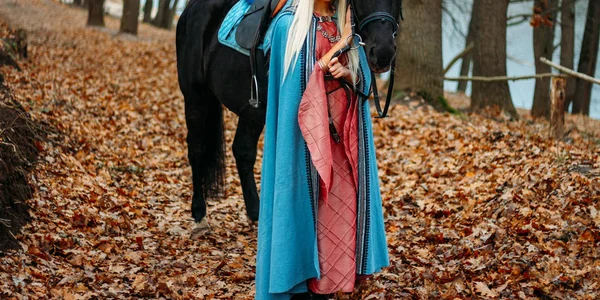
{"left": 249, "top": 75, "right": 260, "bottom": 108}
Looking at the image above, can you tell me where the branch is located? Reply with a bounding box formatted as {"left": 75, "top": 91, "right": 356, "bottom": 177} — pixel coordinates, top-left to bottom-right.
{"left": 443, "top": 43, "right": 474, "bottom": 75}
{"left": 507, "top": 55, "right": 534, "bottom": 67}
{"left": 444, "top": 73, "right": 565, "bottom": 82}
{"left": 507, "top": 6, "right": 561, "bottom": 27}
{"left": 507, "top": 13, "right": 534, "bottom": 22}
{"left": 540, "top": 57, "right": 600, "bottom": 85}
{"left": 0, "top": 218, "right": 11, "bottom": 228}
{"left": 442, "top": 4, "right": 468, "bottom": 38}
{"left": 509, "top": 0, "right": 535, "bottom": 4}
{"left": 508, "top": 17, "right": 531, "bottom": 27}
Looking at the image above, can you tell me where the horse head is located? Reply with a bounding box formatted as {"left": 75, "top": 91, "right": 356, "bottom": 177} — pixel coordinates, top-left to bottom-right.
{"left": 351, "top": 0, "right": 403, "bottom": 73}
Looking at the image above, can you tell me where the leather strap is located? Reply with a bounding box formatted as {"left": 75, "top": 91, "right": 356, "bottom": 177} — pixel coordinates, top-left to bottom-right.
{"left": 358, "top": 12, "right": 399, "bottom": 31}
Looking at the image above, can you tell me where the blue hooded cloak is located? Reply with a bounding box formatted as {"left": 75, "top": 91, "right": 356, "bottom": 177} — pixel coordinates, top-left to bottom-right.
{"left": 255, "top": 8, "right": 389, "bottom": 300}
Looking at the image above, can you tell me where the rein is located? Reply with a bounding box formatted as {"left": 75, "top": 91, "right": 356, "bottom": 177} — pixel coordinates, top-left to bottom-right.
{"left": 247, "top": 0, "right": 403, "bottom": 119}
{"left": 333, "top": 1, "right": 401, "bottom": 118}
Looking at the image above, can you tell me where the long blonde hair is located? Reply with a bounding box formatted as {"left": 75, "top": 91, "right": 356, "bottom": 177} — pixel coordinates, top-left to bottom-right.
{"left": 284, "top": 0, "right": 359, "bottom": 83}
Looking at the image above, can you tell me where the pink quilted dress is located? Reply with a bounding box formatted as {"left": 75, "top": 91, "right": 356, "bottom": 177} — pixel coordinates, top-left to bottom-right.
{"left": 298, "top": 17, "right": 359, "bottom": 294}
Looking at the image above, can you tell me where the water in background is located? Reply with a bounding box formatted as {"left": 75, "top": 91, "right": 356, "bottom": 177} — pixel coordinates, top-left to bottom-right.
{"left": 442, "top": 0, "right": 600, "bottom": 119}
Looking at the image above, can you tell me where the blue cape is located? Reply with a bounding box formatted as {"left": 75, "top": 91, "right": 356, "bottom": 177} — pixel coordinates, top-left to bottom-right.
{"left": 256, "top": 9, "right": 389, "bottom": 300}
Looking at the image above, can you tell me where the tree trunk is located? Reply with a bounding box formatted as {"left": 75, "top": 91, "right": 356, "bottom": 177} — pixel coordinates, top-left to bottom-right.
{"left": 457, "top": 5, "right": 476, "bottom": 94}
{"left": 87, "top": 0, "right": 105, "bottom": 27}
{"left": 531, "top": 0, "right": 559, "bottom": 119}
{"left": 394, "top": 0, "right": 444, "bottom": 102}
{"left": 73, "top": 0, "right": 82, "bottom": 7}
{"left": 164, "top": 0, "right": 180, "bottom": 30}
{"left": 561, "top": 0, "right": 576, "bottom": 112}
{"left": 550, "top": 77, "right": 566, "bottom": 139}
{"left": 470, "top": 0, "right": 517, "bottom": 118}
{"left": 152, "top": 0, "right": 179, "bottom": 29}
{"left": 120, "top": 0, "right": 140, "bottom": 35}
{"left": 153, "top": 0, "right": 168, "bottom": 28}
{"left": 143, "top": 0, "right": 153, "bottom": 23}
{"left": 572, "top": 0, "right": 600, "bottom": 115}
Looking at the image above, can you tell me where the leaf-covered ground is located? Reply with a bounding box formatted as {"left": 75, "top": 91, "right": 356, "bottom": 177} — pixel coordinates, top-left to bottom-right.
{"left": 0, "top": 0, "right": 599, "bottom": 299}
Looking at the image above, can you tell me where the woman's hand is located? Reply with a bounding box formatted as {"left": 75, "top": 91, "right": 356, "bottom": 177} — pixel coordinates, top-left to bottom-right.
{"left": 340, "top": 6, "right": 353, "bottom": 45}
{"left": 328, "top": 57, "right": 352, "bottom": 80}
{"left": 319, "top": 6, "right": 354, "bottom": 74}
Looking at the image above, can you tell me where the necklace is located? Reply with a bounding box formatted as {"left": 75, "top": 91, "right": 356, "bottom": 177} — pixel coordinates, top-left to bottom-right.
{"left": 316, "top": 22, "right": 341, "bottom": 43}
{"left": 316, "top": 15, "right": 335, "bottom": 23}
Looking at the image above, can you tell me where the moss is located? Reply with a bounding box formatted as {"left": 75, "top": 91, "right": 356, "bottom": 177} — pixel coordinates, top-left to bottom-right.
{"left": 416, "top": 90, "right": 461, "bottom": 116}
{"left": 391, "top": 90, "right": 406, "bottom": 101}
{"left": 437, "top": 96, "right": 460, "bottom": 116}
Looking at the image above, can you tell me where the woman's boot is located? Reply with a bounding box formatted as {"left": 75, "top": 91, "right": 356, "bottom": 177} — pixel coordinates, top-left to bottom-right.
{"left": 291, "top": 292, "right": 311, "bottom": 300}
{"left": 309, "top": 291, "right": 332, "bottom": 299}
{"left": 290, "top": 292, "right": 332, "bottom": 300}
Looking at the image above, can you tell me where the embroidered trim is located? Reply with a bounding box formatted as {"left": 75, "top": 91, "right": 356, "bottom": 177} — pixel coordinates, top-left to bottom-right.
{"left": 361, "top": 100, "right": 372, "bottom": 274}
{"left": 356, "top": 62, "right": 371, "bottom": 275}
{"left": 304, "top": 18, "right": 320, "bottom": 232}
{"left": 302, "top": 14, "right": 373, "bottom": 275}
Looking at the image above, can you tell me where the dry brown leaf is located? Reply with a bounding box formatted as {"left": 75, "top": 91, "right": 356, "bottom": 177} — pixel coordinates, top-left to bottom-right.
{"left": 474, "top": 281, "right": 499, "bottom": 298}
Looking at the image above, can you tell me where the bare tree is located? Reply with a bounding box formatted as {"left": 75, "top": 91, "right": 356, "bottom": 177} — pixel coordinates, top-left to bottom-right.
{"left": 572, "top": 0, "right": 600, "bottom": 115}
{"left": 164, "top": 0, "right": 180, "bottom": 29}
{"left": 394, "top": 0, "right": 444, "bottom": 102}
{"left": 120, "top": 0, "right": 140, "bottom": 35}
{"left": 471, "top": 0, "right": 518, "bottom": 118}
{"left": 87, "top": 0, "right": 105, "bottom": 27}
{"left": 531, "top": 0, "right": 559, "bottom": 119}
{"left": 152, "top": 0, "right": 179, "bottom": 29}
{"left": 143, "top": 0, "right": 153, "bottom": 23}
{"left": 152, "top": 0, "right": 167, "bottom": 27}
{"left": 561, "top": 0, "right": 576, "bottom": 112}
{"left": 457, "top": 7, "right": 475, "bottom": 94}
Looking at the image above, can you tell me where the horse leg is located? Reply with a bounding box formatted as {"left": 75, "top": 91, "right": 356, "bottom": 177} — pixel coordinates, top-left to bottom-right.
{"left": 232, "top": 117, "right": 263, "bottom": 222}
{"left": 184, "top": 87, "right": 226, "bottom": 237}
{"left": 206, "top": 44, "right": 265, "bottom": 223}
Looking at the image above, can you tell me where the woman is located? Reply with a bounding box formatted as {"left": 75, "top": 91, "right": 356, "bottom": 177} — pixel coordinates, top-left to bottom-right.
{"left": 256, "top": 0, "right": 389, "bottom": 299}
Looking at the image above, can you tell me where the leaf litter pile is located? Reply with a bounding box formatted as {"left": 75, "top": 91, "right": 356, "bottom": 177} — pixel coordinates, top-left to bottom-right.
{"left": 0, "top": 1, "right": 599, "bottom": 299}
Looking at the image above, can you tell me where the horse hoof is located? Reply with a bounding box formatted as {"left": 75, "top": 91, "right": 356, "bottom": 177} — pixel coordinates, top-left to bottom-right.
{"left": 190, "top": 218, "right": 210, "bottom": 239}
{"left": 246, "top": 215, "right": 258, "bottom": 227}
{"left": 246, "top": 209, "right": 259, "bottom": 222}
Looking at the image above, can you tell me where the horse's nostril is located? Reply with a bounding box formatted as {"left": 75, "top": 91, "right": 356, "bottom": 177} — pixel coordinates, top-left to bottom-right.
{"left": 369, "top": 47, "right": 377, "bottom": 64}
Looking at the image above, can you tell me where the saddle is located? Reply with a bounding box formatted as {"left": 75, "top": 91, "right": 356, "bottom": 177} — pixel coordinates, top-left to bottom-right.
{"left": 235, "top": 0, "right": 287, "bottom": 49}
{"left": 233, "top": 0, "right": 287, "bottom": 109}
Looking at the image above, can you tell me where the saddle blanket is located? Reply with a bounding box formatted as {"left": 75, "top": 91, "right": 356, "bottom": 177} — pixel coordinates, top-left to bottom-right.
{"left": 217, "top": 0, "right": 275, "bottom": 56}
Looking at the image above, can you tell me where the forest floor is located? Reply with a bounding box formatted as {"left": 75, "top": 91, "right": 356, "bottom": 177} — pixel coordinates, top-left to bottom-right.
{"left": 0, "top": 0, "right": 599, "bottom": 299}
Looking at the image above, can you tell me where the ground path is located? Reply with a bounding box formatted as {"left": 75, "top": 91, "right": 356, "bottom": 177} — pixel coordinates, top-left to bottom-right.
{"left": 0, "top": 0, "right": 599, "bottom": 299}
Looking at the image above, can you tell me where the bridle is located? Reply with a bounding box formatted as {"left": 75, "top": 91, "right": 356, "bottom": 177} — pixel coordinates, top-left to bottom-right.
{"left": 248, "top": 0, "right": 403, "bottom": 119}
{"left": 355, "top": 10, "right": 401, "bottom": 32}
{"left": 341, "top": 0, "right": 403, "bottom": 118}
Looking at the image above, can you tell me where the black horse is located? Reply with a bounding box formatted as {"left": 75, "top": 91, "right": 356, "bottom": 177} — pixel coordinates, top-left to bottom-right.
{"left": 176, "top": 0, "right": 402, "bottom": 235}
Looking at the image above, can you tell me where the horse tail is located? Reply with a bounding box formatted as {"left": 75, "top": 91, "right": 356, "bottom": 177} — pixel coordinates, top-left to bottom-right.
{"left": 181, "top": 86, "right": 226, "bottom": 201}
{"left": 196, "top": 94, "right": 226, "bottom": 200}
{"left": 176, "top": 4, "right": 226, "bottom": 201}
